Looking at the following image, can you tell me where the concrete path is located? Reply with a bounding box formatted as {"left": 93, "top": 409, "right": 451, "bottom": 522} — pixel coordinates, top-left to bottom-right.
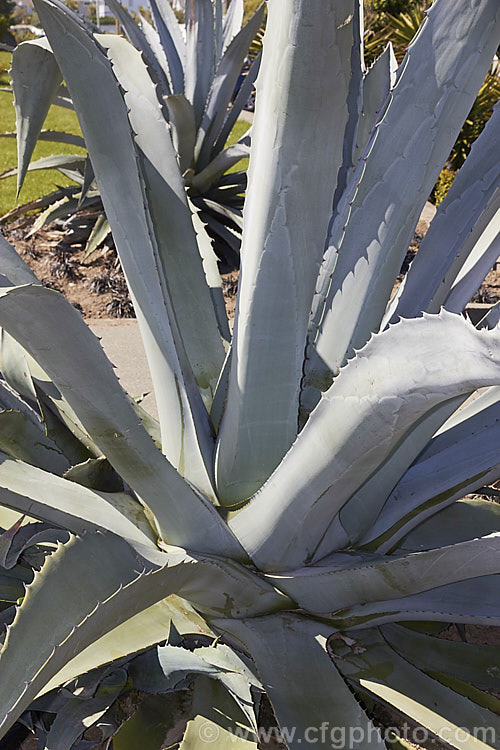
{"left": 88, "top": 201, "right": 490, "bottom": 422}
{"left": 88, "top": 319, "right": 157, "bottom": 419}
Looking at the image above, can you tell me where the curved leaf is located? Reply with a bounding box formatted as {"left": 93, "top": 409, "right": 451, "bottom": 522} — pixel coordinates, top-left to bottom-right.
{"left": 231, "top": 313, "right": 500, "bottom": 570}
{"left": 304, "top": 0, "right": 500, "bottom": 409}
{"left": 214, "top": 614, "right": 385, "bottom": 750}
{"left": 332, "top": 627, "right": 500, "bottom": 750}
{"left": 0, "top": 284, "right": 242, "bottom": 558}
{"left": 10, "top": 37, "right": 63, "bottom": 195}
{"left": 387, "top": 103, "right": 500, "bottom": 322}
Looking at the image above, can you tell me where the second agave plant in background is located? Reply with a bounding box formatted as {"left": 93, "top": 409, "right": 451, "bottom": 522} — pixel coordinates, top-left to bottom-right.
{"left": 2, "top": 0, "right": 265, "bottom": 268}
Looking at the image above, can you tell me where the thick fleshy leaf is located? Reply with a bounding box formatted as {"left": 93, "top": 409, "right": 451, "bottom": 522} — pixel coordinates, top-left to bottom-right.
{"left": 331, "top": 628, "right": 500, "bottom": 750}
{"left": 33, "top": 0, "right": 218, "bottom": 494}
{"left": 149, "top": 0, "right": 185, "bottom": 94}
{"left": 185, "top": 0, "right": 214, "bottom": 128}
{"left": 101, "top": 35, "right": 226, "bottom": 415}
{"left": 0, "top": 231, "right": 39, "bottom": 287}
{"left": 330, "top": 575, "right": 500, "bottom": 629}
{"left": 386, "top": 103, "right": 500, "bottom": 322}
{"left": 0, "top": 411, "right": 69, "bottom": 474}
{"left": 338, "top": 395, "right": 467, "bottom": 546}
{"left": 230, "top": 313, "right": 500, "bottom": 570}
{"left": 132, "top": 641, "right": 259, "bottom": 730}
{"left": 381, "top": 624, "right": 500, "bottom": 690}
{"left": 43, "top": 668, "right": 127, "bottom": 750}
{"left": 0, "top": 531, "right": 288, "bottom": 737}
{"left": 0, "top": 152, "right": 86, "bottom": 180}
{"left": 104, "top": 0, "right": 172, "bottom": 97}
{"left": 211, "top": 52, "right": 261, "bottom": 158}
{"left": 214, "top": 614, "right": 385, "bottom": 750}
{"left": 398, "top": 498, "right": 500, "bottom": 553}
{"left": 443, "top": 197, "right": 500, "bottom": 314}
{"left": 0, "top": 452, "right": 155, "bottom": 546}
{"left": 83, "top": 213, "right": 111, "bottom": 260}
{"left": 304, "top": 0, "right": 500, "bottom": 410}
{"left": 332, "top": 0, "right": 364, "bottom": 210}
{"left": 266, "top": 533, "right": 500, "bottom": 615}
{"left": 166, "top": 93, "right": 197, "bottom": 174}
{"left": 0, "top": 128, "right": 85, "bottom": 148}
{"left": 222, "top": 0, "right": 243, "bottom": 53}
{"left": 352, "top": 43, "right": 397, "bottom": 169}
{"left": 0, "top": 284, "right": 242, "bottom": 558}
{"left": 195, "top": 3, "right": 265, "bottom": 170}
{"left": 179, "top": 676, "right": 258, "bottom": 749}
{"left": 40, "top": 596, "right": 212, "bottom": 697}
{"left": 10, "top": 37, "right": 63, "bottom": 195}
{"left": 363, "top": 386, "right": 500, "bottom": 553}
{"left": 215, "top": 0, "right": 357, "bottom": 504}
{"left": 191, "top": 140, "right": 249, "bottom": 193}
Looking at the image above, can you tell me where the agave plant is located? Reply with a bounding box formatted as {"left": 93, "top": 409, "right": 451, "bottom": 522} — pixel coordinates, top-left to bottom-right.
{"left": 1, "top": 0, "right": 265, "bottom": 268}
{"left": 0, "top": 0, "right": 500, "bottom": 748}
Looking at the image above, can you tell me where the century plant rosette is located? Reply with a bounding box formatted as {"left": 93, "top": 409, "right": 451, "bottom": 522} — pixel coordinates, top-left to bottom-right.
{"left": 0, "top": 0, "right": 499, "bottom": 748}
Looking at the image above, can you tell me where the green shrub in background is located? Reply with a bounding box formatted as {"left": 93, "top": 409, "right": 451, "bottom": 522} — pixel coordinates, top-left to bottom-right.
{"left": 0, "top": 0, "right": 14, "bottom": 41}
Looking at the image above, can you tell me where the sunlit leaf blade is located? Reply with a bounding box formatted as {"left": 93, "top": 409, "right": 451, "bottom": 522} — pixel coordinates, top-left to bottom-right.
{"left": 381, "top": 624, "right": 500, "bottom": 690}
{"left": 304, "top": 0, "right": 500, "bottom": 410}
{"left": 231, "top": 313, "right": 500, "bottom": 570}
{"left": 331, "top": 628, "right": 500, "bottom": 750}
{"left": 216, "top": 0, "right": 357, "bottom": 505}
{"left": 266, "top": 533, "right": 500, "bottom": 615}
{"left": 363, "top": 386, "right": 500, "bottom": 553}
{"left": 0, "top": 452, "right": 155, "bottom": 546}
{"left": 352, "top": 42, "right": 397, "bottom": 169}
{"left": 105, "top": 0, "right": 172, "bottom": 97}
{"left": 0, "top": 284, "right": 242, "bottom": 558}
{"left": 149, "top": 0, "right": 185, "bottom": 94}
{"left": 331, "top": 575, "right": 500, "bottom": 629}
{"left": 179, "top": 676, "right": 258, "bottom": 749}
{"left": 101, "top": 34, "right": 226, "bottom": 415}
{"left": 0, "top": 531, "right": 288, "bottom": 738}
{"left": 40, "top": 596, "right": 210, "bottom": 697}
{"left": 214, "top": 614, "right": 385, "bottom": 750}
{"left": 33, "top": 0, "right": 218, "bottom": 494}
{"left": 398, "top": 498, "right": 500, "bottom": 553}
{"left": 195, "top": 3, "right": 265, "bottom": 169}
{"left": 387, "top": 103, "right": 500, "bottom": 322}
{"left": 185, "top": 0, "right": 214, "bottom": 128}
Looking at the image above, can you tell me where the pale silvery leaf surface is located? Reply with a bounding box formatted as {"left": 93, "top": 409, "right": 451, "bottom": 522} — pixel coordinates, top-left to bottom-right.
{"left": 303, "top": 0, "right": 500, "bottom": 414}
{"left": 230, "top": 313, "right": 500, "bottom": 570}
{"left": 214, "top": 614, "right": 385, "bottom": 750}
{"left": 386, "top": 102, "right": 500, "bottom": 322}
{"left": 216, "top": 0, "right": 356, "bottom": 504}
{"left": 331, "top": 627, "right": 500, "bottom": 750}
{"left": 0, "top": 284, "right": 242, "bottom": 558}
{"left": 33, "top": 0, "right": 219, "bottom": 495}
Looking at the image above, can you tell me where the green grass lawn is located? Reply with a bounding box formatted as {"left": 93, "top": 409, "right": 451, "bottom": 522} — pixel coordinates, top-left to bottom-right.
{"left": 1, "top": 48, "right": 251, "bottom": 217}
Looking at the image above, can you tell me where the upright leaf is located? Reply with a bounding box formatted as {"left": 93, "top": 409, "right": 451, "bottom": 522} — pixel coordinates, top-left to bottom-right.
{"left": 216, "top": 0, "right": 357, "bottom": 504}
{"left": 303, "top": 0, "right": 500, "bottom": 412}
{"left": 10, "top": 38, "right": 62, "bottom": 195}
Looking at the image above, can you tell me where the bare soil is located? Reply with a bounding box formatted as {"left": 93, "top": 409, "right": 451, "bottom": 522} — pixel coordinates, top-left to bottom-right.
{"left": 3, "top": 212, "right": 500, "bottom": 323}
